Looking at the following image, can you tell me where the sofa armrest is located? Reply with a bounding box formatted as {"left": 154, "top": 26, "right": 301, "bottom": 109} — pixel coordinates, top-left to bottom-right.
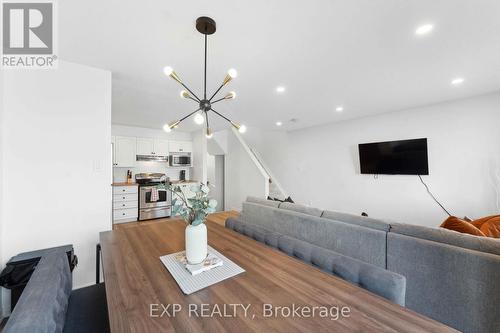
{"left": 4, "top": 251, "right": 72, "bottom": 333}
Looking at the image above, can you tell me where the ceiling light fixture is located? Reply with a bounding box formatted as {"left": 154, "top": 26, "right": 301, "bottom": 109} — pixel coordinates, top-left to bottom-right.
{"left": 451, "top": 77, "right": 465, "bottom": 85}
{"left": 162, "top": 17, "right": 244, "bottom": 138}
{"left": 335, "top": 106, "right": 344, "bottom": 112}
{"left": 276, "top": 86, "right": 286, "bottom": 93}
{"left": 415, "top": 24, "right": 434, "bottom": 36}
{"left": 276, "top": 121, "right": 282, "bottom": 126}
{"left": 193, "top": 112, "right": 205, "bottom": 125}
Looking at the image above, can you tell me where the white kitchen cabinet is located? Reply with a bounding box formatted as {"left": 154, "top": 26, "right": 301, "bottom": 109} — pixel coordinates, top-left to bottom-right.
{"left": 113, "top": 185, "right": 138, "bottom": 223}
{"left": 113, "top": 208, "right": 138, "bottom": 222}
{"left": 114, "top": 136, "right": 136, "bottom": 167}
{"left": 113, "top": 186, "right": 138, "bottom": 195}
{"left": 136, "top": 138, "right": 169, "bottom": 156}
{"left": 169, "top": 141, "right": 192, "bottom": 153}
{"left": 136, "top": 137, "right": 155, "bottom": 156}
{"left": 155, "top": 139, "right": 170, "bottom": 156}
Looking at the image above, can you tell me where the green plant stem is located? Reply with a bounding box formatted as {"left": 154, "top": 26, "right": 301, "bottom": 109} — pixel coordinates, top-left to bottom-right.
{"left": 170, "top": 185, "right": 195, "bottom": 224}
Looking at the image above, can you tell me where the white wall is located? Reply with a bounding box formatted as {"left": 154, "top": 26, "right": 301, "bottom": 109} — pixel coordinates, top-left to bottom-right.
{"left": 244, "top": 93, "right": 500, "bottom": 227}
{"left": 1, "top": 61, "right": 112, "bottom": 314}
{"left": 111, "top": 125, "right": 192, "bottom": 182}
{"left": 191, "top": 129, "right": 207, "bottom": 184}
{"left": 225, "top": 129, "right": 269, "bottom": 211}
{"left": 213, "top": 155, "right": 225, "bottom": 211}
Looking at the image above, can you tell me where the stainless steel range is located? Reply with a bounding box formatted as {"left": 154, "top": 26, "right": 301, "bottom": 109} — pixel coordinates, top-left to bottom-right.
{"left": 135, "top": 173, "right": 171, "bottom": 221}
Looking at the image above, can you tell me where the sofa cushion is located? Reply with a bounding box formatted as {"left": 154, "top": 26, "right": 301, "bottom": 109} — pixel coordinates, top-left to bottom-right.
{"left": 4, "top": 251, "right": 72, "bottom": 333}
{"left": 227, "top": 219, "right": 406, "bottom": 306}
{"left": 226, "top": 217, "right": 280, "bottom": 248}
{"left": 240, "top": 202, "right": 387, "bottom": 267}
{"left": 321, "top": 210, "right": 391, "bottom": 232}
{"left": 440, "top": 216, "right": 485, "bottom": 237}
{"left": 277, "top": 235, "right": 406, "bottom": 306}
{"left": 246, "top": 196, "right": 281, "bottom": 208}
{"left": 390, "top": 222, "right": 500, "bottom": 256}
{"left": 387, "top": 232, "right": 500, "bottom": 333}
{"left": 278, "top": 202, "right": 323, "bottom": 217}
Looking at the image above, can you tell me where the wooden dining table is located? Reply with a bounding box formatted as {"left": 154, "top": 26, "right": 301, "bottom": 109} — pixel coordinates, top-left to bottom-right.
{"left": 99, "top": 217, "right": 457, "bottom": 333}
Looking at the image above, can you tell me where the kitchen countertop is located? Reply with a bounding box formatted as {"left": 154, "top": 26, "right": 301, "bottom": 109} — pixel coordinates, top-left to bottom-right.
{"left": 170, "top": 180, "right": 199, "bottom": 184}
{"left": 112, "top": 180, "right": 198, "bottom": 186}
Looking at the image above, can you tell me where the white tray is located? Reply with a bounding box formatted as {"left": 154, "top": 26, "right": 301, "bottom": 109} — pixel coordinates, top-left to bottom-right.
{"left": 160, "top": 246, "right": 245, "bottom": 295}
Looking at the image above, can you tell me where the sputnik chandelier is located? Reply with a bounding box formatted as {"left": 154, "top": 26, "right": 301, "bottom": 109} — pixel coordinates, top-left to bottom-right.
{"left": 163, "top": 16, "right": 246, "bottom": 138}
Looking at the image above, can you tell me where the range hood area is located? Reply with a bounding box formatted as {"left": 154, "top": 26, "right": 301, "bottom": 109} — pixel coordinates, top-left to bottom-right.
{"left": 136, "top": 155, "right": 168, "bottom": 162}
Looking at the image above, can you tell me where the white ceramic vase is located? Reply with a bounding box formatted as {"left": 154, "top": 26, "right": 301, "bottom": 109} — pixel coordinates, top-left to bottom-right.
{"left": 185, "top": 223, "right": 207, "bottom": 264}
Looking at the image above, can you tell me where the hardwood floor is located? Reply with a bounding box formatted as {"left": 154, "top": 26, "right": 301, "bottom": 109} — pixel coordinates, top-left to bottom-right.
{"left": 101, "top": 218, "right": 457, "bottom": 332}
{"left": 113, "top": 210, "right": 239, "bottom": 230}
{"left": 205, "top": 210, "right": 240, "bottom": 226}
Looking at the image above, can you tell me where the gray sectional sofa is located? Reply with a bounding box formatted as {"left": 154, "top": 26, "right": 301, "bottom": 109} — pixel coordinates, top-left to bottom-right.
{"left": 226, "top": 196, "right": 500, "bottom": 333}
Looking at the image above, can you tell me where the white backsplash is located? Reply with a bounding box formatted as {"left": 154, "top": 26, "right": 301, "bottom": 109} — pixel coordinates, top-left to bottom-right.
{"left": 113, "top": 161, "right": 191, "bottom": 182}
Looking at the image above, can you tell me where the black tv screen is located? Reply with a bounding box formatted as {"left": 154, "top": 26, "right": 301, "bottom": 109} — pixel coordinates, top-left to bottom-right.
{"left": 358, "top": 138, "right": 429, "bottom": 175}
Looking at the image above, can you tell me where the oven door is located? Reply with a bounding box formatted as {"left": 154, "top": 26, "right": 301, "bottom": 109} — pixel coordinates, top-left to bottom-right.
{"left": 139, "top": 186, "right": 171, "bottom": 209}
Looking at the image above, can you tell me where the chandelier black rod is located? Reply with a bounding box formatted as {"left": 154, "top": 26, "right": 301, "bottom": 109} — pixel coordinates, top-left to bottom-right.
{"left": 204, "top": 34, "right": 207, "bottom": 100}
{"left": 208, "top": 82, "right": 225, "bottom": 102}
{"left": 210, "top": 108, "right": 232, "bottom": 123}
{"left": 186, "top": 95, "right": 198, "bottom": 103}
{"left": 179, "top": 108, "right": 201, "bottom": 123}
{"left": 211, "top": 96, "right": 226, "bottom": 104}
{"left": 181, "top": 82, "right": 201, "bottom": 102}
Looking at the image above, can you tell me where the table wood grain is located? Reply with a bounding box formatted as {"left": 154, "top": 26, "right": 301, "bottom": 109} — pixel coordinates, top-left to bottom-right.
{"left": 100, "top": 218, "right": 457, "bottom": 333}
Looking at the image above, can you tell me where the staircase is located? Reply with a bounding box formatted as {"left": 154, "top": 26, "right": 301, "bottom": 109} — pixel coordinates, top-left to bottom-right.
{"left": 230, "top": 127, "right": 289, "bottom": 201}
{"left": 248, "top": 147, "right": 288, "bottom": 200}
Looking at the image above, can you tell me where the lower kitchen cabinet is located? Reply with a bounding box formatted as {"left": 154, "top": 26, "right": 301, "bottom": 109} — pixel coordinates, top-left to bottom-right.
{"left": 113, "top": 185, "right": 138, "bottom": 223}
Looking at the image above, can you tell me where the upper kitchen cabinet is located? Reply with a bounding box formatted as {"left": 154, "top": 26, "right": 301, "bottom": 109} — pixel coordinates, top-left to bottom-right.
{"left": 154, "top": 139, "right": 169, "bottom": 156}
{"left": 136, "top": 138, "right": 155, "bottom": 156}
{"left": 169, "top": 141, "right": 192, "bottom": 153}
{"left": 114, "top": 136, "right": 136, "bottom": 167}
{"left": 136, "top": 138, "right": 169, "bottom": 156}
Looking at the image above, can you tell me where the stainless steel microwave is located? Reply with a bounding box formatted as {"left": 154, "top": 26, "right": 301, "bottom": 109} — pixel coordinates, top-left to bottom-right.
{"left": 169, "top": 153, "right": 192, "bottom": 167}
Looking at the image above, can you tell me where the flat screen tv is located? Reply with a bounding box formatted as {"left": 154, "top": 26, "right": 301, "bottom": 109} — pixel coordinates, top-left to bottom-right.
{"left": 358, "top": 138, "right": 429, "bottom": 175}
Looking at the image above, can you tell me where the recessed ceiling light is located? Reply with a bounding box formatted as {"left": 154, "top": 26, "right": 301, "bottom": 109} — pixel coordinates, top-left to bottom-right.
{"left": 276, "top": 121, "right": 282, "bottom": 126}
{"left": 335, "top": 106, "right": 344, "bottom": 112}
{"left": 451, "top": 77, "right": 465, "bottom": 85}
{"left": 276, "top": 86, "right": 286, "bottom": 93}
{"left": 415, "top": 24, "right": 434, "bottom": 36}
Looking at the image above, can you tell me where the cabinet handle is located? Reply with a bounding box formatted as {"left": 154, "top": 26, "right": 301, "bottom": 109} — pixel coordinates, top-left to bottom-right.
{"left": 122, "top": 189, "right": 126, "bottom": 192}
{"left": 179, "top": 149, "right": 183, "bottom": 152}
{"left": 122, "top": 213, "right": 125, "bottom": 216}
{"left": 122, "top": 197, "right": 125, "bottom": 199}
{"left": 122, "top": 204, "right": 125, "bottom": 207}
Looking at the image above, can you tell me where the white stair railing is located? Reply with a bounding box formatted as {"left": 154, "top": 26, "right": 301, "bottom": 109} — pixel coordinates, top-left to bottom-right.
{"left": 249, "top": 148, "right": 288, "bottom": 200}
{"left": 231, "top": 128, "right": 270, "bottom": 197}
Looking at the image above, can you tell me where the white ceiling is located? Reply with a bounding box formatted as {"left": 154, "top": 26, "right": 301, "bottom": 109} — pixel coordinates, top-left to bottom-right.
{"left": 59, "top": 0, "right": 500, "bottom": 131}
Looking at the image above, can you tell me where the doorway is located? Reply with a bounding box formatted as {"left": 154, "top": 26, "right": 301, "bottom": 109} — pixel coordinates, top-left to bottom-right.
{"left": 207, "top": 154, "right": 225, "bottom": 211}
